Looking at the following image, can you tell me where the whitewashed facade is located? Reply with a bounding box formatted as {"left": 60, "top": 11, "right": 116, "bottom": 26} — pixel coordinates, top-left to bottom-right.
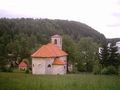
{"left": 32, "top": 56, "right": 67, "bottom": 75}
{"left": 31, "top": 35, "right": 68, "bottom": 75}
{"left": 116, "top": 41, "right": 120, "bottom": 53}
{"left": 99, "top": 41, "right": 120, "bottom": 54}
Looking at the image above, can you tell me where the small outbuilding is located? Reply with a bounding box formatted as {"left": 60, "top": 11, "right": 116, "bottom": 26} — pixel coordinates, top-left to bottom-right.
{"left": 18, "top": 61, "right": 28, "bottom": 70}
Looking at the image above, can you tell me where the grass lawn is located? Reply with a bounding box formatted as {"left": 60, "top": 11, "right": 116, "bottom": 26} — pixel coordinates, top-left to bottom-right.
{"left": 0, "top": 72, "right": 120, "bottom": 90}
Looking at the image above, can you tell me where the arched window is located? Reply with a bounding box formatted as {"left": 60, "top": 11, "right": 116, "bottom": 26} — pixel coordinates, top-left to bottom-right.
{"left": 48, "top": 64, "right": 51, "bottom": 68}
{"left": 54, "top": 39, "right": 57, "bottom": 44}
{"left": 33, "top": 64, "right": 34, "bottom": 67}
{"left": 64, "top": 66, "right": 66, "bottom": 69}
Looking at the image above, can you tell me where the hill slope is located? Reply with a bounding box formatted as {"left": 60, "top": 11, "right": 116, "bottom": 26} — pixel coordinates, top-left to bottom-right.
{"left": 107, "top": 38, "right": 120, "bottom": 43}
{"left": 0, "top": 18, "right": 106, "bottom": 43}
{"left": 0, "top": 18, "right": 106, "bottom": 63}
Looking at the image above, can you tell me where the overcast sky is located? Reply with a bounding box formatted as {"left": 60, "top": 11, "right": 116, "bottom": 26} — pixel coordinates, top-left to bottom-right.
{"left": 0, "top": 0, "right": 120, "bottom": 38}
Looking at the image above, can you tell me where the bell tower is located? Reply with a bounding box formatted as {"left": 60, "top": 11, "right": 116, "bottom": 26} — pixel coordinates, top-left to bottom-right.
{"left": 51, "top": 35, "right": 62, "bottom": 49}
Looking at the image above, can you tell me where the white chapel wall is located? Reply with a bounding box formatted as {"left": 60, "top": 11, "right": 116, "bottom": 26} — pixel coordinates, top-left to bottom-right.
{"left": 32, "top": 57, "right": 55, "bottom": 74}
{"left": 32, "top": 58, "right": 46, "bottom": 74}
{"left": 45, "top": 58, "right": 54, "bottom": 74}
{"left": 52, "top": 65, "right": 65, "bottom": 75}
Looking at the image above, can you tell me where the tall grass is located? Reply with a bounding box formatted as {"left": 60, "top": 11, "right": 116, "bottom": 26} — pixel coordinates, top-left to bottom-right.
{"left": 0, "top": 72, "right": 120, "bottom": 90}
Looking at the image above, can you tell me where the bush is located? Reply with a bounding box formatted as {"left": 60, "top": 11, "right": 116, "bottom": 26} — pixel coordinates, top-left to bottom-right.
{"left": 0, "top": 67, "right": 13, "bottom": 72}
{"left": 101, "top": 66, "right": 118, "bottom": 75}
{"left": 77, "top": 62, "right": 86, "bottom": 72}
{"left": 118, "top": 66, "right": 120, "bottom": 74}
{"left": 7, "top": 67, "right": 13, "bottom": 72}
{"left": 93, "top": 64, "right": 102, "bottom": 75}
{"left": 0, "top": 67, "right": 7, "bottom": 72}
{"left": 25, "top": 69, "right": 29, "bottom": 74}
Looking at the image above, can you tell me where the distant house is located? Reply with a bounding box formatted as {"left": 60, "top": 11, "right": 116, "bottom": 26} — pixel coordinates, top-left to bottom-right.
{"left": 99, "top": 41, "right": 120, "bottom": 54}
{"left": 31, "top": 35, "right": 68, "bottom": 75}
{"left": 18, "top": 61, "right": 28, "bottom": 70}
{"left": 116, "top": 41, "right": 120, "bottom": 53}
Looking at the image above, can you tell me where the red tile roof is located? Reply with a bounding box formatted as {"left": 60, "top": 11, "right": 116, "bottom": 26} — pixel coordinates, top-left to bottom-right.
{"left": 52, "top": 58, "right": 65, "bottom": 65}
{"left": 19, "top": 62, "right": 27, "bottom": 67}
{"left": 31, "top": 43, "right": 68, "bottom": 58}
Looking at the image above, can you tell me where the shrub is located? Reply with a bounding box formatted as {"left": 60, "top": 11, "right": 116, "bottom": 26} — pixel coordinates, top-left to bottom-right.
{"left": 101, "top": 66, "right": 118, "bottom": 75}
{"left": 93, "top": 64, "right": 102, "bottom": 75}
{"left": 25, "top": 69, "right": 29, "bottom": 74}
{"left": 118, "top": 66, "right": 120, "bottom": 74}
{"left": 101, "top": 67, "right": 108, "bottom": 75}
{"left": 77, "top": 62, "right": 86, "bottom": 72}
{"left": 0, "top": 67, "right": 7, "bottom": 72}
{"left": 7, "top": 67, "right": 13, "bottom": 72}
{"left": 0, "top": 67, "right": 13, "bottom": 72}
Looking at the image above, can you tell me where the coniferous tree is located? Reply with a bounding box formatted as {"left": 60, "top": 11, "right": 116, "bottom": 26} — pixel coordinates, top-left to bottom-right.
{"left": 109, "top": 43, "right": 120, "bottom": 69}
{"left": 98, "top": 42, "right": 120, "bottom": 74}
{"left": 99, "top": 43, "right": 109, "bottom": 67}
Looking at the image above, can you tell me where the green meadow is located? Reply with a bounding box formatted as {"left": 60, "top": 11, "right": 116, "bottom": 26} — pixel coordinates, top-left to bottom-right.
{"left": 0, "top": 72, "right": 120, "bottom": 90}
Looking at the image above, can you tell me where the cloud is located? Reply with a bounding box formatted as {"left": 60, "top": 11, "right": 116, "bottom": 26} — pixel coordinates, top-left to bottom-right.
{"left": 112, "top": 13, "right": 120, "bottom": 19}
{"left": 107, "top": 24, "right": 120, "bottom": 27}
{"left": 0, "top": 0, "right": 119, "bottom": 38}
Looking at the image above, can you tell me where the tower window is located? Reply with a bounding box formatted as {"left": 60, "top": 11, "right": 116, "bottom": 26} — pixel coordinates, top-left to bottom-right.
{"left": 54, "top": 39, "right": 57, "bottom": 44}
{"left": 48, "top": 64, "right": 51, "bottom": 68}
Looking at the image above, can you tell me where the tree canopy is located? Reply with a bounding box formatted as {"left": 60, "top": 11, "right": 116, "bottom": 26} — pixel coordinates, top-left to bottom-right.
{"left": 0, "top": 18, "right": 106, "bottom": 72}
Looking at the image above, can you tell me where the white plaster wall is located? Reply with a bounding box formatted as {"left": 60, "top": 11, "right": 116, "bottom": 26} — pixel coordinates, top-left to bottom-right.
{"left": 59, "top": 56, "right": 67, "bottom": 62}
{"left": 98, "top": 47, "right": 103, "bottom": 54}
{"left": 59, "top": 56, "right": 67, "bottom": 73}
{"left": 32, "top": 57, "right": 54, "bottom": 75}
{"left": 52, "top": 65, "right": 65, "bottom": 75}
{"left": 32, "top": 58, "right": 46, "bottom": 74}
{"left": 117, "top": 47, "right": 120, "bottom": 53}
{"left": 116, "top": 41, "right": 120, "bottom": 47}
{"left": 32, "top": 57, "right": 67, "bottom": 75}
{"left": 116, "top": 42, "right": 120, "bottom": 53}
{"left": 45, "top": 58, "right": 54, "bottom": 74}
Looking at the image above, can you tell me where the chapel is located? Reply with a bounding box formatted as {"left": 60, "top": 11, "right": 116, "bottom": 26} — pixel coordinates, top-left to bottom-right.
{"left": 31, "top": 35, "right": 68, "bottom": 75}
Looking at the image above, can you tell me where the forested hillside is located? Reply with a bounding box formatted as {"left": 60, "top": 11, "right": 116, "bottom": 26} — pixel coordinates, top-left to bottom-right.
{"left": 0, "top": 18, "right": 106, "bottom": 68}
{"left": 107, "top": 38, "right": 120, "bottom": 44}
